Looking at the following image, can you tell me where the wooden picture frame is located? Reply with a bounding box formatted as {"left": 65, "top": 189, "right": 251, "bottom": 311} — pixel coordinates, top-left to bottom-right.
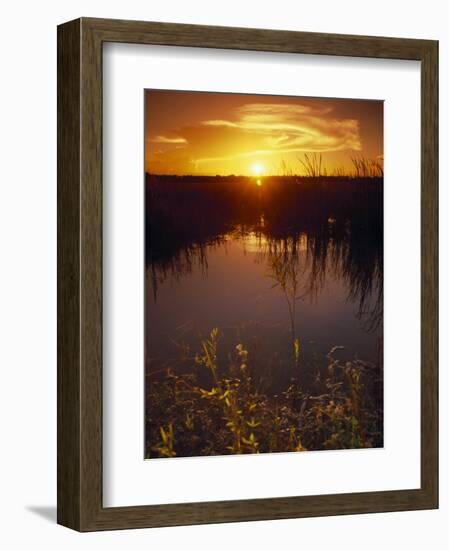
{"left": 57, "top": 17, "right": 438, "bottom": 531}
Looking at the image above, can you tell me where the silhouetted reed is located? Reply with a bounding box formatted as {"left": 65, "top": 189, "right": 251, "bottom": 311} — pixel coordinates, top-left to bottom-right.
{"left": 298, "top": 152, "right": 325, "bottom": 177}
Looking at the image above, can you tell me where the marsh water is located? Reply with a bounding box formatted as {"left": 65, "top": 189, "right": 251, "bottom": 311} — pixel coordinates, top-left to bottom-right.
{"left": 145, "top": 175, "right": 383, "bottom": 393}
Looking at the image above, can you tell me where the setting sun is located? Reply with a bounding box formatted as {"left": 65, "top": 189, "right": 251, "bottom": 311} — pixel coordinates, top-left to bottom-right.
{"left": 251, "top": 163, "right": 264, "bottom": 176}
{"left": 145, "top": 90, "right": 383, "bottom": 176}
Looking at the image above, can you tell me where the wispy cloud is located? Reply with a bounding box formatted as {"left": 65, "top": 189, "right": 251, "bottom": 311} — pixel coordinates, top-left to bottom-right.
{"left": 201, "top": 103, "right": 361, "bottom": 154}
{"left": 152, "top": 135, "right": 188, "bottom": 144}
{"left": 145, "top": 98, "right": 373, "bottom": 174}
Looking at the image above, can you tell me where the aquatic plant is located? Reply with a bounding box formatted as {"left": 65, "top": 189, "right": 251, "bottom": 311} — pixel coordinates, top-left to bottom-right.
{"left": 267, "top": 251, "right": 302, "bottom": 363}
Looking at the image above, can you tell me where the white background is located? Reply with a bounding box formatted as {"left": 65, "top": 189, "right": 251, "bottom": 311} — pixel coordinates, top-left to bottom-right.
{"left": 103, "top": 44, "right": 421, "bottom": 506}
{"left": 0, "top": 0, "right": 446, "bottom": 548}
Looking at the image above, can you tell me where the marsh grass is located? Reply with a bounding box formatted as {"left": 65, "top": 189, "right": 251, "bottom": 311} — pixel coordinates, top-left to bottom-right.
{"left": 145, "top": 329, "right": 383, "bottom": 459}
{"left": 351, "top": 156, "right": 384, "bottom": 178}
{"left": 297, "top": 153, "right": 383, "bottom": 179}
{"left": 298, "top": 153, "right": 326, "bottom": 178}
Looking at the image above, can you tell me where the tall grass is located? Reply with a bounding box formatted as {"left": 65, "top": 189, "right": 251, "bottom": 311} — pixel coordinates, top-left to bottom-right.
{"left": 351, "top": 156, "right": 384, "bottom": 178}
{"left": 298, "top": 153, "right": 326, "bottom": 178}
{"left": 296, "top": 153, "right": 383, "bottom": 179}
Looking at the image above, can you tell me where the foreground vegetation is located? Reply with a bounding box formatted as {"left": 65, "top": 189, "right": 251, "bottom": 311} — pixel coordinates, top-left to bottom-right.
{"left": 145, "top": 329, "right": 383, "bottom": 459}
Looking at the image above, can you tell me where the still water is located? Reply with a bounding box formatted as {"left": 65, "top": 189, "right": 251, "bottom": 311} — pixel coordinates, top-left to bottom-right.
{"left": 146, "top": 219, "right": 382, "bottom": 393}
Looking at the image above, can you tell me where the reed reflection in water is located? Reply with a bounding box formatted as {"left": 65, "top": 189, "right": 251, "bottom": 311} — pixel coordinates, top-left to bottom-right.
{"left": 145, "top": 175, "right": 383, "bottom": 393}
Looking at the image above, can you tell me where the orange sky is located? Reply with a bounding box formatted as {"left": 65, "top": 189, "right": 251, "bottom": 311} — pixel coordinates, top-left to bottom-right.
{"left": 145, "top": 90, "right": 383, "bottom": 176}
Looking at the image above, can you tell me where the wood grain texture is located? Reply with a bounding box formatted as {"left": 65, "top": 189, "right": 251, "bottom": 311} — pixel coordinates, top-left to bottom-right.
{"left": 57, "top": 17, "right": 439, "bottom": 532}
{"left": 420, "top": 40, "right": 439, "bottom": 503}
{"left": 57, "top": 18, "right": 81, "bottom": 531}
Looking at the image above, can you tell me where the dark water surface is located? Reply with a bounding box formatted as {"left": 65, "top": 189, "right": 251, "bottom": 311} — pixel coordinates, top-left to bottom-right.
{"left": 145, "top": 176, "right": 383, "bottom": 393}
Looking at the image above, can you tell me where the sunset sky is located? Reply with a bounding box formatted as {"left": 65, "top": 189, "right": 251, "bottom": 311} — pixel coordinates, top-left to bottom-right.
{"left": 145, "top": 90, "right": 383, "bottom": 176}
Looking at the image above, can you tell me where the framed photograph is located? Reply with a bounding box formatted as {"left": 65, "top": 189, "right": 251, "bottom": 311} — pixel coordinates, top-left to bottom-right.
{"left": 57, "top": 17, "right": 438, "bottom": 531}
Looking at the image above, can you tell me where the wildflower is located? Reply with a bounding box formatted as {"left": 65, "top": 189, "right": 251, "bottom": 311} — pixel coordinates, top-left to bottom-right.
{"left": 185, "top": 413, "right": 194, "bottom": 430}
{"left": 246, "top": 417, "right": 260, "bottom": 428}
{"left": 236, "top": 343, "right": 248, "bottom": 362}
{"left": 199, "top": 387, "right": 218, "bottom": 398}
{"left": 294, "top": 337, "right": 300, "bottom": 365}
{"left": 334, "top": 404, "right": 344, "bottom": 417}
